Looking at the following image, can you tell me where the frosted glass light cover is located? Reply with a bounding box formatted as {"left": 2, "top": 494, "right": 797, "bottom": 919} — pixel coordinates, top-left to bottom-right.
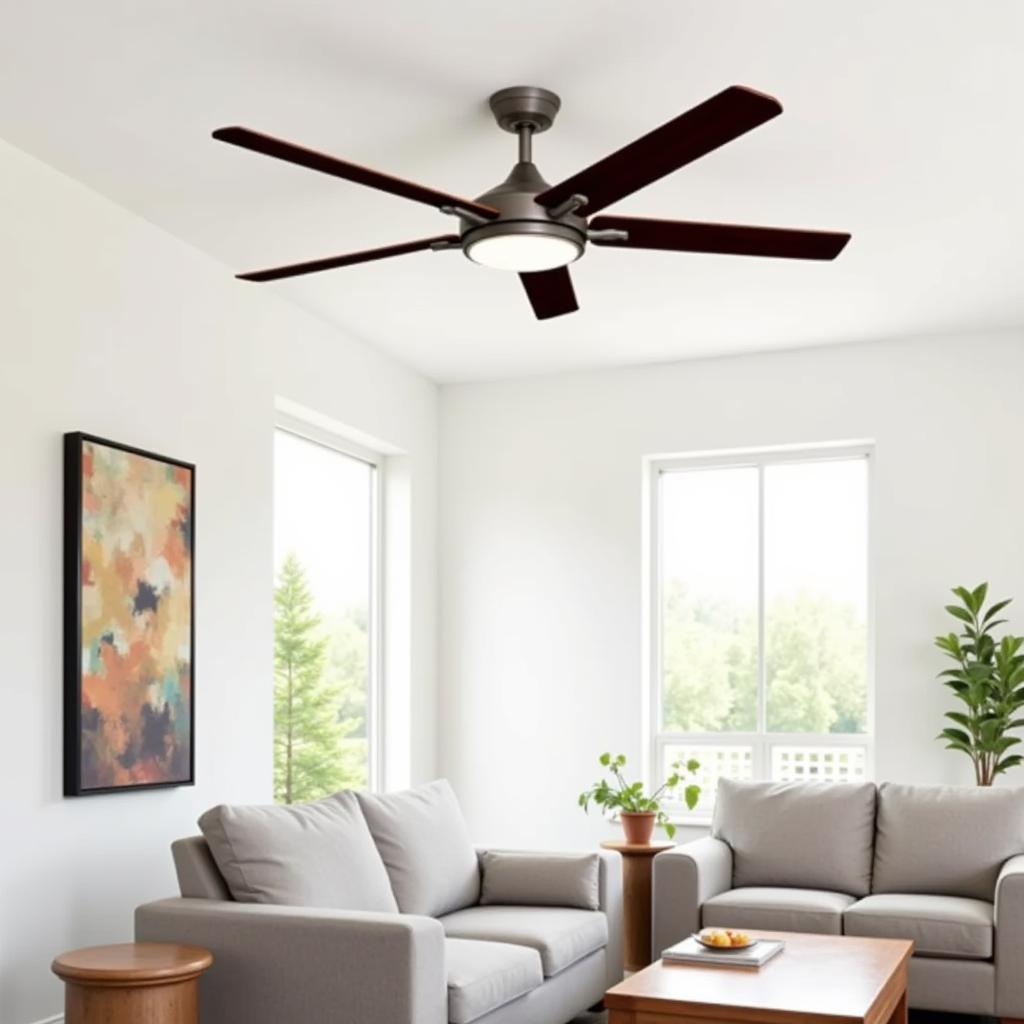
{"left": 465, "top": 232, "right": 582, "bottom": 271}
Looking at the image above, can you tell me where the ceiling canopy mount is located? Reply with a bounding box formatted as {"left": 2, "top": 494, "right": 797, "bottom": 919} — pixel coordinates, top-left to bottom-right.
{"left": 488, "top": 85, "right": 562, "bottom": 136}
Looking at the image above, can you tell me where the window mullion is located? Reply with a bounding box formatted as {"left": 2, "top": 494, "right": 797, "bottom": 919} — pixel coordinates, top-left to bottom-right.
{"left": 368, "top": 463, "right": 383, "bottom": 792}
{"left": 648, "top": 468, "right": 666, "bottom": 794}
{"left": 756, "top": 463, "right": 767, "bottom": 767}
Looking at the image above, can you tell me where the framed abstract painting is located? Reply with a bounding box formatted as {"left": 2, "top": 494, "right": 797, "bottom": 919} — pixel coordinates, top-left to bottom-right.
{"left": 63, "top": 432, "right": 195, "bottom": 796}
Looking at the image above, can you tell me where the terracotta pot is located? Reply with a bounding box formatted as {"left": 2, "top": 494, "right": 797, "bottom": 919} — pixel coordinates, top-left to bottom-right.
{"left": 620, "top": 811, "right": 656, "bottom": 845}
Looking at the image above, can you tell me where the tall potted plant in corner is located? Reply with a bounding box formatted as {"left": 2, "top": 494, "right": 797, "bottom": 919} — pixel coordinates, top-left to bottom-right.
{"left": 578, "top": 752, "right": 700, "bottom": 843}
{"left": 935, "top": 583, "right": 1024, "bottom": 785}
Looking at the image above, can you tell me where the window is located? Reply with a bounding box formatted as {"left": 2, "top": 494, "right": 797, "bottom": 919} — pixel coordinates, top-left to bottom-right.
{"left": 273, "top": 426, "right": 380, "bottom": 803}
{"left": 649, "top": 445, "right": 871, "bottom": 815}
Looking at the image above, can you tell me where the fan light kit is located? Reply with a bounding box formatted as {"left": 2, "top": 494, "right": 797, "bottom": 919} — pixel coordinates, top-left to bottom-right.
{"left": 465, "top": 232, "right": 582, "bottom": 272}
{"left": 214, "top": 84, "right": 850, "bottom": 320}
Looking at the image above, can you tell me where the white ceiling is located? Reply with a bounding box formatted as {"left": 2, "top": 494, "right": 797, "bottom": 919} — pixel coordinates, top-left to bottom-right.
{"left": 2, "top": 1, "right": 1022, "bottom": 381}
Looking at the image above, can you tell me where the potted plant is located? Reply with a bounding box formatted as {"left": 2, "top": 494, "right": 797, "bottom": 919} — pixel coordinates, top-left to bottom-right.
{"left": 578, "top": 752, "right": 701, "bottom": 843}
{"left": 935, "top": 582, "right": 1024, "bottom": 785}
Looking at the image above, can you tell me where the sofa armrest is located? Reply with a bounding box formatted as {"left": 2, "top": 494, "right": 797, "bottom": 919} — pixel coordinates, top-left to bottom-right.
{"left": 996, "top": 854, "right": 1024, "bottom": 1017}
{"left": 598, "top": 848, "right": 625, "bottom": 988}
{"left": 136, "top": 898, "right": 446, "bottom": 1024}
{"left": 652, "top": 837, "right": 733, "bottom": 956}
{"left": 475, "top": 848, "right": 624, "bottom": 988}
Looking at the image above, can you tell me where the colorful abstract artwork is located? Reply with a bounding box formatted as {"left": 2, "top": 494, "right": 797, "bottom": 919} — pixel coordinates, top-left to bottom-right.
{"left": 64, "top": 433, "right": 195, "bottom": 795}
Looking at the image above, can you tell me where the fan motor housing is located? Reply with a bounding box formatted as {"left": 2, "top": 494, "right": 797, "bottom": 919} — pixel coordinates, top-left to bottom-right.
{"left": 459, "top": 159, "right": 587, "bottom": 259}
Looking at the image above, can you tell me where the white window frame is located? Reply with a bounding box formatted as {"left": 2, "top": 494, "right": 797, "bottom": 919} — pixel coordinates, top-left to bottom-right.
{"left": 275, "top": 414, "right": 385, "bottom": 792}
{"left": 644, "top": 441, "right": 875, "bottom": 821}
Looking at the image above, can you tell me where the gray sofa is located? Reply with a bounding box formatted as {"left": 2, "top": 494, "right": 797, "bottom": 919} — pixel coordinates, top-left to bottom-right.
{"left": 136, "top": 780, "right": 623, "bottom": 1024}
{"left": 653, "top": 779, "right": 1024, "bottom": 1020}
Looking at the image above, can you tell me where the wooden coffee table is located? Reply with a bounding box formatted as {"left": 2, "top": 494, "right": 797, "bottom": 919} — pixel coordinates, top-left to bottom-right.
{"left": 606, "top": 931, "right": 912, "bottom": 1024}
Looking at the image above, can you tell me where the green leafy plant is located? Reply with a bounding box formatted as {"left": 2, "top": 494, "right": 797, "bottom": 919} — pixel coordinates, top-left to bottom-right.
{"left": 935, "top": 582, "right": 1024, "bottom": 786}
{"left": 578, "top": 753, "right": 701, "bottom": 839}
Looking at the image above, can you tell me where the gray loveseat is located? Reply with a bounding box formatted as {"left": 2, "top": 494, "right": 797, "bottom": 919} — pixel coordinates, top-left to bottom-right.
{"left": 653, "top": 779, "right": 1024, "bottom": 1020}
{"left": 136, "top": 780, "right": 623, "bottom": 1024}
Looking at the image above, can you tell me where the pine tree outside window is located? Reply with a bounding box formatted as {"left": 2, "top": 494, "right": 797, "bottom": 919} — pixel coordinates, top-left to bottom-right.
{"left": 273, "top": 426, "right": 379, "bottom": 803}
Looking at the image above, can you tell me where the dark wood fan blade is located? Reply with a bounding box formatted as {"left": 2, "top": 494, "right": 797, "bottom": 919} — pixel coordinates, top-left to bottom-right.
{"left": 214, "top": 126, "right": 498, "bottom": 220}
{"left": 519, "top": 267, "right": 579, "bottom": 320}
{"left": 536, "top": 86, "right": 782, "bottom": 216}
{"left": 236, "top": 235, "right": 460, "bottom": 282}
{"left": 589, "top": 216, "right": 851, "bottom": 260}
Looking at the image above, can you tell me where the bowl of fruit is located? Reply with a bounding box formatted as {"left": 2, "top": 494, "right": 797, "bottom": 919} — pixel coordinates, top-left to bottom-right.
{"left": 693, "top": 927, "right": 756, "bottom": 951}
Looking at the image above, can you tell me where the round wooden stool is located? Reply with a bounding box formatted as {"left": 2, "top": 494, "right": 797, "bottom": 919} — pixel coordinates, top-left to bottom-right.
{"left": 52, "top": 942, "right": 213, "bottom": 1024}
{"left": 601, "top": 840, "right": 674, "bottom": 972}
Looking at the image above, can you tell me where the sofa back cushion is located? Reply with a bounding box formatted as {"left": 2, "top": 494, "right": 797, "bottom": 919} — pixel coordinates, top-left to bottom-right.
{"left": 872, "top": 782, "right": 1024, "bottom": 900}
{"left": 712, "top": 778, "right": 877, "bottom": 896}
{"left": 198, "top": 790, "right": 398, "bottom": 911}
{"left": 357, "top": 779, "right": 480, "bottom": 916}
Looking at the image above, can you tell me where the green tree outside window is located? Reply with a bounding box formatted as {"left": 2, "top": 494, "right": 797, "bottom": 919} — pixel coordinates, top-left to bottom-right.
{"left": 274, "top": 553, "right": 369, "bottom": 803}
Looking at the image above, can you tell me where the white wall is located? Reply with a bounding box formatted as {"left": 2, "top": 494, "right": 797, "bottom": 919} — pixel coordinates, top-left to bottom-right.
{"left": 0, "top": 137, "right": 438, "bottom": 1024}
{"left": 438, "top": 331, "right": 1024, "bottom": 850}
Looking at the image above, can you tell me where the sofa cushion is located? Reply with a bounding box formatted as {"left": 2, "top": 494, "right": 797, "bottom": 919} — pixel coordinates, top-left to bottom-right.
{"left": 702, "top": 886, "right": 856, "bottom": 935}
{"left": 844, "top": 893, "right": 993, "bottom": 960}
{"left": 873, "top": 783, "right": 1024, "bottom": 900}
{"left": 197, "top": 791, "right": 397, "bottom": 911}
{"left": 445, "top": 938, "right": 543, "bottom": 1024}
{"left": 439, "top": 906, "right": 608, "bottom": 977}
{"left": 357, "top": 779, "right": 480, "bottom": 917}
{"left": 480, "top": 851, "right": 600, "bottom": 910}
{"left": 712, "top": 779, "right": 877, "bottom": 896}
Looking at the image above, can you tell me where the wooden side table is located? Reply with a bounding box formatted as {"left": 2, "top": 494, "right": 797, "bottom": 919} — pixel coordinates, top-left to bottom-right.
{"left": 52, "top": 942, "right": 213, "bottom": 1024}
{"left": 601, "top": 840, "right": 674, "bottom": 972}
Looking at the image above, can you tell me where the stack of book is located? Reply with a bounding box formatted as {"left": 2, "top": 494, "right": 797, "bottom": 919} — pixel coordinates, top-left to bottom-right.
{"left": 662, "top": 936, "right": 785, "bottom": 968}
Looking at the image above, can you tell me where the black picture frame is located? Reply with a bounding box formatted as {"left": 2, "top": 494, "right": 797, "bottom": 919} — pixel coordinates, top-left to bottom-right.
{"left": 63, "top": 431, "right": 196, "bottom": 796}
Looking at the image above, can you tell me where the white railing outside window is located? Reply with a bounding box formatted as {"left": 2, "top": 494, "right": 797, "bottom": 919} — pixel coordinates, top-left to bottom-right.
{"left": 771, "top": 743, "right": 868, "bottom": 783}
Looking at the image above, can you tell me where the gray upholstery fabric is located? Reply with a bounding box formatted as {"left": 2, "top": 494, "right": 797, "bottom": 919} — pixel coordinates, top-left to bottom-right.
{"left": 596, "top": 848, "right": 624, "bottom": 989}
{"left": 470, "top": 950, "right": 607, "bottom": 1024}
{"left": 909, "top": 957, "right": 995, "bottom": 1016}
{"left": 712, "top": 779, "right": 876, "bottom": 896}
{"left": 844, "top": 893, "right": 993, "bottom": 959}
{"left": 144, "top": 834, "right": 620, "bottom": 1024}
{"left": 172, "top": 836, "right": 231, "bottom": 900}
{"left": 358, "top": 780, "right": 480, "bottom": 917}
{"left": 439, "top": 905, "right": 607, "bottom": 977}
{"left": 873, "top": 783, "right": 1024, "bottom": 900}
{"left": 479, "top": 851, "right": 599, "bottom": 910}
{"left": 702, "top": 886, "right": 855, "bottom": 935}
{"left": 996, "top": 854, "right": 1024, "bottom": 1017}
{"left": 652, "top": 838, "right": 733, "bottom": 954}
{"left": 198, "top": 791, "right": 397, "bottom": 911}
{"left": 136, "top": 897, "right": 446, "bottom": 1024}
{"left": 445, "top": 939, "right": 543, "bottom": 1024}
{"left": 648, "top": 787, "right": 1022, "bottom": 1020}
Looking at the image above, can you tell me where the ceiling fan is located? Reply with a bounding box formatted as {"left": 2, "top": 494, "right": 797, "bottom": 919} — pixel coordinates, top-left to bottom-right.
{"left": 213, "top": 85, "right": 850, "bottom": 320}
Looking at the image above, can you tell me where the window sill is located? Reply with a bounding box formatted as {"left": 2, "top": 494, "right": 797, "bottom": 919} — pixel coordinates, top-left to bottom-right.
{"left": 668, "top": 812, "right": 713, "bottom": 831}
